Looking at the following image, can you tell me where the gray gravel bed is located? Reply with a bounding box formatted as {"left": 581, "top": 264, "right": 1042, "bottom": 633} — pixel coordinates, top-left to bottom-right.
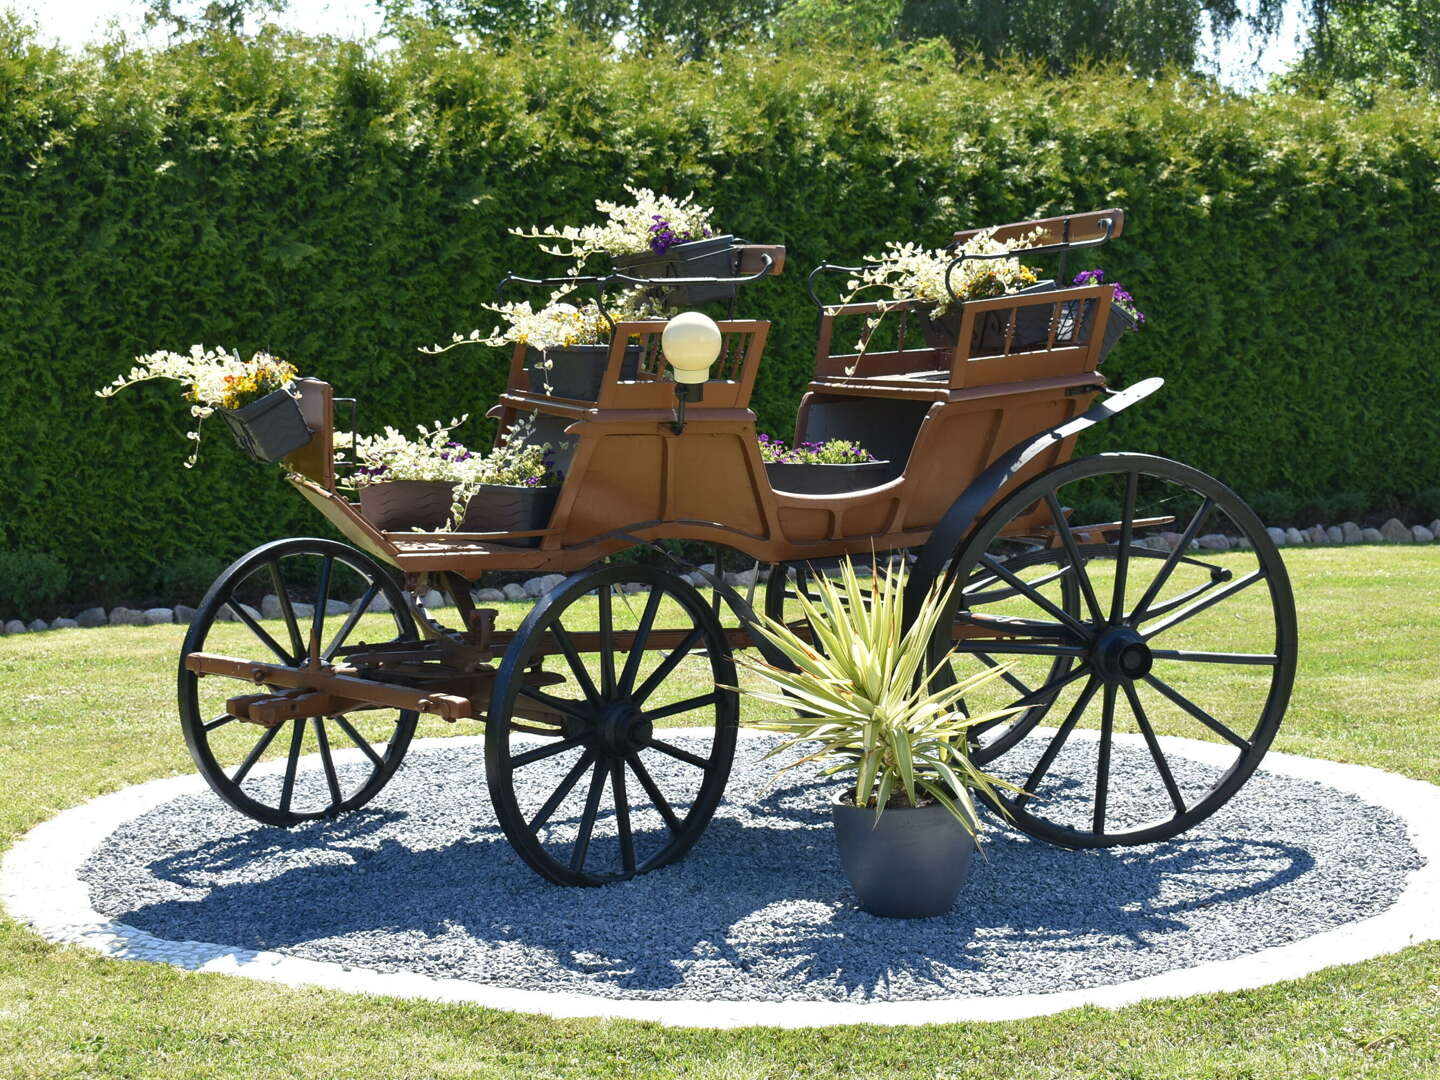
{"left": 80, "top": 734, "right": 1423, "bottom": 1003}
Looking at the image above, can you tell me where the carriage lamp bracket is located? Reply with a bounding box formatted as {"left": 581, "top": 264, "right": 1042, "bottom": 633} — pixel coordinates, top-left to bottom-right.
{"left": 671, "top": 381, "right": 703, "bottom": 434}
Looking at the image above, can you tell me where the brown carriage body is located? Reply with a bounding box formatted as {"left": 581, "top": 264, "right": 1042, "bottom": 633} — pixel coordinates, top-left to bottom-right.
{"left": 286, "top": 285, "right": 1116, "bottom": 579}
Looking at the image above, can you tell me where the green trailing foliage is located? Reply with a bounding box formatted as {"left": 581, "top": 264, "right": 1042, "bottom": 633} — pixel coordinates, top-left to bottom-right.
{"left": 2, "top": 23, "right": 1439, "bottom": 607}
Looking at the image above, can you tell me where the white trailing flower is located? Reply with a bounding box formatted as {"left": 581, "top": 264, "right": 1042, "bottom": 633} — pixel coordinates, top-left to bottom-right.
{"left": 510, "top": 185, "right": 720, "bottom": 260}
{"left": 95, "top": 345, "right": 298, "bottom": 468}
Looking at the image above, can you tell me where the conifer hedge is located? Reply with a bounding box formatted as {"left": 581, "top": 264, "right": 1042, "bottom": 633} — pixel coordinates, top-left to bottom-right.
{"left": 2, "top": 24, "right": 1438, "bottom": 607}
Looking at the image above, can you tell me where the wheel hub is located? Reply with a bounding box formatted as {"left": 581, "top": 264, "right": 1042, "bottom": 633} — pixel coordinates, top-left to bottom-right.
{"left": 592, "top": 702, "right": 651, "bottom": 754}
{"left": 1092, "top": 626, "right": 1153, "bottom": 683}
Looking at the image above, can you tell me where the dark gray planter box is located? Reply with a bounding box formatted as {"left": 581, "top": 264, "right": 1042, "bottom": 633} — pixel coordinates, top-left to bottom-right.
{"left": 460, "top": 484, "right": 559, "bottom": 547}
{"left": 218, "top": 388, "right": 312, "bottom": 463}
{"left": 831, "top": 793, "right": 975, "bottom": 918}
{"left": 615, "top": 234, "right": 739, "bottom": 306}
{"left": 358, "top": 480, "right": 456, "bottom": 532}
{"left": 765, "top": 459, "right": 892, "bottom": 495}
{"left": 1097, "top": 302, "right": 1139, "bottom": 362}
{"left": 526, "top": 344, "right": 641, "bottom": 402}
{"left": 919, "top": 280, "right": 1057, "bottom": 354}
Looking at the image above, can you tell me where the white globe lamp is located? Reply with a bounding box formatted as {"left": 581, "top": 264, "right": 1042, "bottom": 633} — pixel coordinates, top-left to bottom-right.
{"left": 661, "top": 312, "right": 723, "bottom": 432}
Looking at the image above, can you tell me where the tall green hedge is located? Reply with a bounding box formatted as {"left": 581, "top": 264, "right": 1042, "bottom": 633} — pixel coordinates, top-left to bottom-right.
{"left": 3, "top": 25, "right": 1438, "bottom": 608}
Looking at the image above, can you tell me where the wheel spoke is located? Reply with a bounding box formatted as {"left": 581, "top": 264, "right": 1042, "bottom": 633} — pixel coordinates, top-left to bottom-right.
{"left": 569, "top": 762, "right": 609, "bottom": 872}
{"left": 618, "top": 587, "right": 664, "bottom": 695}
{"left": 1109, "top": 469, "right": 1139, "bottom": 624}
{"left": 230, "top": 724, "right": 282, "bottom": 786}
{"left": 966, "top": 562, "right": 1073, "bottom": 606}
{"left": 647, "top": 738, "right": 710, "bottom": 769}
{"left": 1014, "top": 676, "right": 1100, "bottom": 808}
{"left": 1127, "top": 497, "right": 1215, "bottom": 625}
{"left": 278, "top": 719, "right": 305, "bottom": 814}
{"left": 1149, "top": 648, "right": 1278, "bottom": 666}
{"left": 1093, "top": 682, "right": 1116, "bottom": 833}
{"left": 313, "top": 717, "right": 343, "bottom": 810}
{"left": 268, "top": 560, "right": 306, "bottom": 662}
{"left": 204, "top": 714, "right": 236, "bottom": 732}
{"left": 333, "top": 714, "right": 384, "bottom": 769}
{"left": 510, "top": 736, "right": 584, "bottom": 769}
{"left": 550, "top": 624, "right": 601, "bottom": 706}
{"left": 309, "top": 555, "right": 333, "bottom": 664}
{"left": 977, "top": 554, "right": 1090, "bottom": 637}
{"left": 597, "top": 583, "right": 616, "bottom": 696}
{"left": 632, "top": 626, "right": 704, "bottom": 705}
{"left": 1045, "top": 492, "right": 1105, "bottom": 624}
{"left": 1143, "top": 674, "right": 1253, "bottom": 751}
{"left": 227, "top": 599, "right": 294, "bottom": 666}
{"left": 972, "top": 652, "right": 1034, "bottom": 699}
{"left": 527, "top": 749, "right": 595, "bottom": 832}
{"left": 1123, "top": 681, "right": 1187, "bottom": 814}
{"left": 324, "top": 583, "right": 379, "bottom": 661}
{"left": 1133, "top": 574, "right": 1233, "bottom": 623}
{"left": 627, "top": 752, "right": 680, "bottom": 833}
{"left": 1140, "top": 569, "right": 1266, "bottom": 641}
{"left": 612, "top": 758, "right": 636, "bottom": 875}
{"left": 517, "top": 684, "right": 592, "bottom": 722}
{"left": 1007, "top": 663, "right": 1092, "bottom": 711}
{"left": 644, "top": 691, "right": 722, "bottom": 724}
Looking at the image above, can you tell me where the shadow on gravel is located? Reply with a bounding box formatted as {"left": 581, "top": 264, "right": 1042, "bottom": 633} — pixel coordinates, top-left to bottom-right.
{"left": 107, "top": 764, "right": 1319, "bottom": 999}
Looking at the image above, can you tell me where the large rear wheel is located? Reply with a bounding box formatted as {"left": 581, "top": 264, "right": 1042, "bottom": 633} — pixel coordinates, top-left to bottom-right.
{"left": 922, "top": 454, "right": 1297, "bottom": 848}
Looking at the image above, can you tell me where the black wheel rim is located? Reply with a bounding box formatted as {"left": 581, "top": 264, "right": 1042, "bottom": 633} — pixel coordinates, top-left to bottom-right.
{"left": 178, "top": 538, "right": 419, "bottom": 827}
{"left": 926, "top": 453, "right": 1297, "bottom": 848}
{"left": 486, "top": 562, "right": 739, "bottom": 886}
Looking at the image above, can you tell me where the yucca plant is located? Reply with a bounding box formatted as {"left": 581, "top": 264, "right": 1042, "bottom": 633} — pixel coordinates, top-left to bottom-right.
{"left": 737, "top": 556, "right": 1020, "bottom": 835}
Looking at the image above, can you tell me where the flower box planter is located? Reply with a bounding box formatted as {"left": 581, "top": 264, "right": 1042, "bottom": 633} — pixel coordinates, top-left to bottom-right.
{"left": 1097, "top": 302, "right": 1139, "bottom": 363}
{"left": 525, "top": 344, "right": 641, "bottom": 402}
{"left": 831, "top": 793, "right": 975, "bottom": 918}
{"left": 918, "top": 280, "right": 1058, "bottom": 355}
{"left": 765, "top": 459, "right": 892, "bottom": 495}
{"left": 460, "top": 484, "right": 559, "bottom": 547}
{"left": 358, "top": 480, "right": 456, "bottom": 532}
{"left": 217, "top": 388, "right": 312, "bottom": 464}
{"left": 614, "top": 234, "right": 739, "bottom": 307}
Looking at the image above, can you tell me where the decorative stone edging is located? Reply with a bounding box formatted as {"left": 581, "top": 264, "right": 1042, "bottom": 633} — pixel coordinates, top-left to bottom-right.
{"left": 2, "top": 730, "right": 1437, "bottom": 1029}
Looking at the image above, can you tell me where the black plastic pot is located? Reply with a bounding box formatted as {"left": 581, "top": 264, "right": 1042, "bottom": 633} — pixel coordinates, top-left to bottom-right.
{"left": 615, "top": 234, "right": 739, "bottom": 306}
{"left": 526, "top": 344, "right": 641, "bottom": 402}
{"left": 460, "top": 484, "right": 559, "bottom": 547}
{"left": 218, "top": 388, "right": 312, "bottom": 463}
{"left": 831, "top": 793, "right": 975, "bottom": 918}
{"left": 1096, "top": 302, "right": 1138, "bottom": 363}
{"left": 765, "top": 459, "right": 892, "bottom": 495}
{"left": 358, "top": 480, "right": 456, "bottom": 532}
{"left": 919, "top": 280, "right": 1058, "bottom": 354}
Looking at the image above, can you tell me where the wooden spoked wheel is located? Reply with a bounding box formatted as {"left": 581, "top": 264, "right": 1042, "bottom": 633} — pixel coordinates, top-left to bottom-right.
{"left": 178, "top": 538, "right": 420, "bottom": 826}
{"left": 486, "top": 563, "right": 739, "bottom": 886}
{"left": 925, "top": 453, "right": 1297, "bottom": 848}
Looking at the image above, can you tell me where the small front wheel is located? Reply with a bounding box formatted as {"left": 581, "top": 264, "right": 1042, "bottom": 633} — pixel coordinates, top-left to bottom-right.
{"left": 178, "top": 538, "right": 420, "bottom": 826}
{"left": 486, "top": 562, "right": 739, "bottom": 885}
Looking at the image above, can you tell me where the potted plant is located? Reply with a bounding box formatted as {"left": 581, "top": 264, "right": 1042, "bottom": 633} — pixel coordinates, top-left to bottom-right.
{"left": 1070, "top": 268, "right": 1146, "bottom": 362}
{"left": 512, "top": 186, "right": 739, "bottom": 307}
{"left": 341, "top": 417, "right": 472, "bottom": 531}
{"left": 841, "top": 227, "right": 1049, "bottom": 357}
{"left": 759, "top": 435, "right": 891, "bottom": 494}
{"left": 452, "top": 423, "right": 565, "bottom": 546}
{"left": 344, "top": 417, "right": 564, "bottom": 545}
{"left": 737, "top": 558, "right": 1019, "bottom": 918}
{"left": 425, "top": 291, "right": 652, "bottom": 402}
{"left": 96, "top": 346, "right": 311, "bottom": 467}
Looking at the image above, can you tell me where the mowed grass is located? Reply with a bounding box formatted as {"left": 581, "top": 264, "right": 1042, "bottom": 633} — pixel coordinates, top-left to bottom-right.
{"left": 0, "top": 546, "right": 1437, "bottom": 1079}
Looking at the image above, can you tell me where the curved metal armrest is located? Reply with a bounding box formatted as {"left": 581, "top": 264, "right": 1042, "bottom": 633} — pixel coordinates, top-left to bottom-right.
{"left": 603, "top": 253, "right": 774, "bottom": 290}
{"left": 805, "top": 262, "right": 878, "bottom": 311}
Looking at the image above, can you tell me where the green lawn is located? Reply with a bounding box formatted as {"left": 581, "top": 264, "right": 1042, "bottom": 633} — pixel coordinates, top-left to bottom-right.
{"left": 1, "top": 546, "right": 1438, "bottom": 1079}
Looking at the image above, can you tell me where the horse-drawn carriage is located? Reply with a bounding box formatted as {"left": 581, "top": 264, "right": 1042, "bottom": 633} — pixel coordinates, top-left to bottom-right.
{"left": 178, "top": 208, "right": 1297, "bottom": 885}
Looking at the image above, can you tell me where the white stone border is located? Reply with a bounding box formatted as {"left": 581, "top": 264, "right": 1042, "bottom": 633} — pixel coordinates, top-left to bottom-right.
{"left": 3, "top": 729, "right": 1437, "bottom": 1029}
